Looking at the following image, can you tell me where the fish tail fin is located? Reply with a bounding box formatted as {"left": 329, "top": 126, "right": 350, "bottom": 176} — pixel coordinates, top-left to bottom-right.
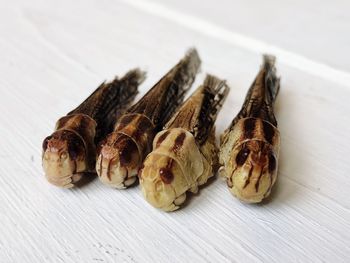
{"left": 263, "top": 54, "right": 280, "bottom": 104}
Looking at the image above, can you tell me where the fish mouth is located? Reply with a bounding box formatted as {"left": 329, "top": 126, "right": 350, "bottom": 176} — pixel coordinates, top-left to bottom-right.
{"left": 97, "top": 153, "right": 138, "bottom": 189}
{"left": 97, "top": 134, "right": 140, "bottom": 189}
{"left": 42, "top": 131, "right": 87, "bottom": 188}
{"left": 228, "top": 164, "right": 274, "bottom": 203}
{"left": 142, "top": 189, "right": 176, "bottom": 211}
{"left": 226, "top": 140, "right": 278, "bottom": 203}
{"left": 42, "top": 151, "right": 82, "bottom": 188}
{"left": 139, "top": 154, "right": 179, "bottom": 210}
{"left": 140, "top": 176, "right": 177, "bottom": 211}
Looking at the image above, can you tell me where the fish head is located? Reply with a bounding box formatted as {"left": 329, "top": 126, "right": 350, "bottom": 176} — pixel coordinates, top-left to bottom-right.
{"left": 42, "top": 130, "right": 87, "bottom": 188}
{"left": 139, "top": 152, "right": 184, "bottom": 212}
{"left": 227, "top": 140, "right": 278, "bottom": 203}
{"left": 97, "top": 133, "right": 141, "bottom": 188}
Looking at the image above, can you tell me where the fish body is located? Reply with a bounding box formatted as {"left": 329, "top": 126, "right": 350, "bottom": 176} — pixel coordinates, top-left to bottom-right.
{"left": 42, "top": 69, "right": 144, "bottom": 188}
{"left": 139, "top": 75, "right": 229, "bottom": 211}
{"left": 219, "top": 55, "right": 280, "bottom": 203}
{"left": 98, "top": 113, "right": 155, "bottom": 188}
{"left": 97, "top": 49, "right": 201, "bottom": 188}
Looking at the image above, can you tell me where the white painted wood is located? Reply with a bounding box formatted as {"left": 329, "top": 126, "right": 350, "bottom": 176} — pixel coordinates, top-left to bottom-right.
{"left": 147, "top": 0, "right": 350, "bottom": 73}
{"left": 121, "top": 0, "right": 350, "bottom": 87}
{"left": 0, "top": 0, "right": 349, "bottom": 262}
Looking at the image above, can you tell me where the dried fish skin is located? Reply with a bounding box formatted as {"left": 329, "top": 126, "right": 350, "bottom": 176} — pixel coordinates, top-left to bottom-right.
{"left": 219, "top": 55, "right": 280, "bottom": 203}
{"left": 97, "top": 49, "right": 201, "bottom": 188}
{"left": 139, "top": 75, "right": 229, "bottom": 211}
{"left": 42, "top": 69, "right": 144, "bottom": 188}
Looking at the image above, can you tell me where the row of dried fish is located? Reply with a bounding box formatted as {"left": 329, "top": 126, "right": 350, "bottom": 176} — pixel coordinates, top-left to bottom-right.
{"left": 42, "top": 48, "right": 280, "bottom": 211}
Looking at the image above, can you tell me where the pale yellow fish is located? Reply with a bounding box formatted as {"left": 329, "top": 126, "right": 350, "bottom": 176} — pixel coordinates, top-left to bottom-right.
{"left": 140, "top": 75, "right": 229, "bottom": 211}
{"left": 219, "top": 55, "right": 281, "bottom": 203}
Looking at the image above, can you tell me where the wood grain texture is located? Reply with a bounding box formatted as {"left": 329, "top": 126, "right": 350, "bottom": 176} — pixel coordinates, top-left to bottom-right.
{"left": 0, "top": 0, "right": 350, "bottom": 262}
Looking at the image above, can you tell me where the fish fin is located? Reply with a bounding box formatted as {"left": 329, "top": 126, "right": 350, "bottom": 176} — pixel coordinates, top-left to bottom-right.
{"left": 166, "top": 74, "right": 229, "bottom": 145}
{"left": 195, "top": 74, "right": 229, "bottom": 144}
{"left": 263, "top": 54, "right": 280, "bottom": 105}
{"left": 70, "top": 68, "right": 145, "bottom": 141}
{"left": 229, "top": 55, "right": 280, "bottom": 128}
{"left": 127, "top": 48, "right": 201, "bottom": 127}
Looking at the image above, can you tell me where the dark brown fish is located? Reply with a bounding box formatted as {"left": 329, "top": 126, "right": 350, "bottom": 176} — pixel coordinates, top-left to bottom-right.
{"left": 219, "top": 55, "right": 281, "bottom": 203}
{"left": 42, "top": 69, "right": 145, "bottom": 188}
{"left": 140, "top": 75, "right": 229, "bottom": 211}
{"left": 97, "top": 49, "right": 201, "bottom": 189}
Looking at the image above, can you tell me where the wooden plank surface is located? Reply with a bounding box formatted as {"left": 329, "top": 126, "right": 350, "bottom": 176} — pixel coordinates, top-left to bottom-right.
{"left": 0, "top": 0, "right": 349, "bottom": 262}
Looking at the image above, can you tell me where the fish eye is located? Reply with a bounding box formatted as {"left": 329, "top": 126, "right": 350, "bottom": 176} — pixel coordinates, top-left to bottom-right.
{"left": 235, "top": 146, "right": 250, "bottom": 166}
{"left": 118, "top": 138, "right": 139, "bottom": 167}
{"left": 42, "top": 136, "right": 52, "bottom": 151}
{"left": 268, "top": 153, "right": 276, "bottom": 172}
{"left": 60, "top": 152, "right": 68, "bottom": 160}
{"left": 68, "top": 141, "right": 81, "bottom": 161}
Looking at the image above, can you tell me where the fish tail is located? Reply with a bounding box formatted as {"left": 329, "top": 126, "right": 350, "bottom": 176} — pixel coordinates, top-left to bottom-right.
{"left": 71, "top": 68, "right": 145, "bottom": 141}
{"left": 97, "top": 68, "right": 145, "bottom": 140}
{"left": 128, "top": 48, "right": 201, "bottom": 127}
{"left": 196, "top": 74, "right": 229, "bottom": 143}
{"left": 262, "top": 54, "right": 280, "bottom": 104}
{"left": 161, "top": 48, "right": 201, "bottom": 124}
{"left": 165, "top": 74, "right": 229, "bottom": 144}
{"left": 229, "top": 55, "right": 280, "bottom": 128}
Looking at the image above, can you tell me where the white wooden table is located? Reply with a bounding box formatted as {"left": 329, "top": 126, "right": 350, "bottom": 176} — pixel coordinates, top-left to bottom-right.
{"left": 1, "top": 0, "right": 350, "bottom": 262}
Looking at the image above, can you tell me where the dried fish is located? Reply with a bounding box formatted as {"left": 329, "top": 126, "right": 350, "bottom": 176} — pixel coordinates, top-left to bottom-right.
{"left": 42, "top": 69, "right": 144, "bottom": 188}
{"left": 219, "top": 55, "right": 280, "bottom": 203}
{"left": 139, "top": 75, "right": 229, "bottom": 211}
{"left": 97, "top": 49, "right": 201, "bottom": 189}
